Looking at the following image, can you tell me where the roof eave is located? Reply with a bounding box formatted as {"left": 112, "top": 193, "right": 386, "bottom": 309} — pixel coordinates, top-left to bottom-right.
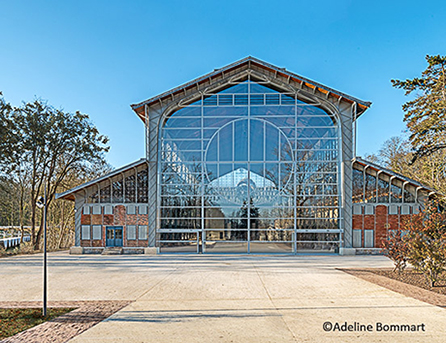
{"left": 56, "top": 158, "right": 148, "bottom": 201}
{"left": 353, "top": 157, "right": 440, "bottom": 195}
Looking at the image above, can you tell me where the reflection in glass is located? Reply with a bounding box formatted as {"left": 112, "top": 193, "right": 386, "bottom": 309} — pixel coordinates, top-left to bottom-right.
{"left": 160, "top": 80, "right": 340, "bottom": 252}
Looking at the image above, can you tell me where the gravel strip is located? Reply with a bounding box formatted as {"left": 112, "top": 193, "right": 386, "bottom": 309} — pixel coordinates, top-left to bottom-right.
{"left": 340, "top": 268, "right": 446, "bottom": 309}
{"left": 0, "top": 300, "right": 131, "bottom": 343}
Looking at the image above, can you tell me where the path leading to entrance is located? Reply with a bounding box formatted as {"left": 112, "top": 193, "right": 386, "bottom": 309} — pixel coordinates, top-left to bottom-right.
{"left": 1, "top": 253, "right": 445, "bottom": 342}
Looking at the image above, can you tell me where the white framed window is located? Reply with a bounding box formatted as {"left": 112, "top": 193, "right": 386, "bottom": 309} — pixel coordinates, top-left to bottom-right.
{"left": 92, "top": 225, "right": 102, "bottom": 240}
{"left": 126, "top": 205, "right": 136, "bottom": 215}
{"left": 81, "top": 225, "right": 91, "bottom": 240}
{"left": 127, "top": 225, "right": 136, "bottom": 240}
{"left": 138, "top": 225, "right": 148, "bottom": 240}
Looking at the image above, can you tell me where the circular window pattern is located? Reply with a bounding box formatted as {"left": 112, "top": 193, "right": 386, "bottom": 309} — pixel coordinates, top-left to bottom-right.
{"left": 204, "top": 118, "right": 294, "bottom": 205}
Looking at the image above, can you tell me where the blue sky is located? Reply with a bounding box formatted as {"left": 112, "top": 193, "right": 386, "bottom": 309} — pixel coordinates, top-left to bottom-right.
{"left": 1, "top": 1, "right": 445, "bottom": 168}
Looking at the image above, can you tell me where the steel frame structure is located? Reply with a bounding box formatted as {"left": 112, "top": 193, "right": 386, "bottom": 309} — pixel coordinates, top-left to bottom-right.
{"left": 137, "top": 57, "right": 364, "bottom": 253}
{"left": 155, "top": 74, "right": 343, "bottom": 253}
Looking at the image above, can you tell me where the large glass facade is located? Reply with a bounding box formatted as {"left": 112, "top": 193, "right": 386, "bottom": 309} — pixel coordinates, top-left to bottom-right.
{"left": 159, "top": 80, "right": 340, "bottom": 253}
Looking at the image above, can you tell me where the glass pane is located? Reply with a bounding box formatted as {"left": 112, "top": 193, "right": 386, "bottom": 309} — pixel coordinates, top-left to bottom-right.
{"left": 378, "top": 178, "right": 390, "bottom": 203}
{"left": 234, "top": 120, "right": 248, "bottom": 161}
{"left": 250, "top": 242, "right": 293, "bottom": 253}
{"left": 204, "top": 242, "right": 248, "bottom": 253}
{"left": 391, "top": 180, "right": 403, "bottom": 203}
{"left": 250, "top": 230, "right": 293, "bottom": 241}
{"left": 250, "top": 119, "right": 264, "bottom": 161}
{"left": 160, "top": 80, "right": 340, "bottom": 252}
{"left": 365, "top": 173, "right": 377, "bottom": 203}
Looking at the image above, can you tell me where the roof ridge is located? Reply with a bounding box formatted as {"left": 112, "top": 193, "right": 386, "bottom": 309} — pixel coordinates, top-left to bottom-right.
{"left": 130, "top": 57, "right": 371, "bottom": 112}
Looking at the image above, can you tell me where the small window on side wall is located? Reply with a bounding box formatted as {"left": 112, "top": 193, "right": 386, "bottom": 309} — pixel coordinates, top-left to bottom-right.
{"left": 92, "top": 225, "right": 102, "bottom": 240}
{"left": 138, "top": 226, "right": 148, "bottom": 240}
{"left": 127, "top": 225, "right": 136, "bottom": 240}
{"left": 81, "top": 225, "right": 91, "bottom": 240}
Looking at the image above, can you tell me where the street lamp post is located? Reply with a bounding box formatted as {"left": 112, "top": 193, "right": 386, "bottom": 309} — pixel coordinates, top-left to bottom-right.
{"left": 36, "top": 185, "right": 47, "bottom": 317}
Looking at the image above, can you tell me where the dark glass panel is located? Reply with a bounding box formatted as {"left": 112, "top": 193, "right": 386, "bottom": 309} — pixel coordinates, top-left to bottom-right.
{"left": 296, "top": 219, "right": 339, "bottom": 230}
{"left": 161, "top": 218, "right": 201, "bottom": 230}
{"left": 352, "top": 169, "right": 364, "bottom": 203}
{"left": 391, "top": 180, "right": 403, "bottom": 203}
{"left": 124, "top": 174, "right": 136, "bottom": 203}
{"left": 89, "top": 190, "right": 99, "bottom": 203}
{"left": 160, "top": 207, "right": 201, "bottom": 218}
{"left": 160, "top": 232, "right": 198, "bottom": 241}
{"left": 100, "top": 184, "right": 111, "bottom": 203}
{"left": 112, "top": 179, "right": 123, "bottom": 203}
{"left": 404, "top": 185, "right": 416, "bottom": 203}
{"left": 378, "top": 177, "right": 390, "bottom": 203}
{"left": 365, "top": 173, "right": 377, "bottom": 203}
{"left": 137, "top": 168, "right": 148, "bottom": 203}
{"left": 161, "top": 195, "right": 202, "bottom": 207}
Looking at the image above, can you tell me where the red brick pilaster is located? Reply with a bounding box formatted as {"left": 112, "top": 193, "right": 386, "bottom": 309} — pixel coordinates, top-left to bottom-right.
{"left": 375, "top": 205, "right": 388, "bottom": 248}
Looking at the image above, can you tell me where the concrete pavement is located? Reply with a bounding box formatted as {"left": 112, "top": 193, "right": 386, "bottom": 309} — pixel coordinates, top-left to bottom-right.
{"left": 1, "top": 252, "right": 445, "bottom": 342}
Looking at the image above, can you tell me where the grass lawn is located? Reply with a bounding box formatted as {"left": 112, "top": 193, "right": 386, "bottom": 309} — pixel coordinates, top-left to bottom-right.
{"left": 0, "top": 308, "right": 75, "bottom": 339}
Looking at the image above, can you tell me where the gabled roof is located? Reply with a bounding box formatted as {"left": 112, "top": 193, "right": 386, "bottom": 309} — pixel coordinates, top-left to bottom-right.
{"left": 353, "top": 157, "right": 438, "bottom": 195}
{"left": 56, "top": 158, "right": 147, "bottom": 201}
{"left": 131, "top": 56, "right": 371, "bottom": 121}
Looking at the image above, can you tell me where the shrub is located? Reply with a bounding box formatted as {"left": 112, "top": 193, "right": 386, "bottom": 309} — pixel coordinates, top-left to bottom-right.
{"left": 403, "top": 199, "right": 446, "bottom": 287}
{"left": 19, "top": 242, "right": 35, "bottom": 254}
{"left": 382, "top": 230, "right": 410, "bottom": 273}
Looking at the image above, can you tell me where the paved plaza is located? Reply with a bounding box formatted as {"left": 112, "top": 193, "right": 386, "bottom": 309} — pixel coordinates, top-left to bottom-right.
{"left": 1, "top": 252, "right": 445, "bottom": 342}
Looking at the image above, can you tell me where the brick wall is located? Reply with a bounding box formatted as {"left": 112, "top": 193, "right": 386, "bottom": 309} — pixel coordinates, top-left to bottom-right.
{"left": 80, "top": 204, "right": 149, "bottom": 247}
{"left": 352, "top": 204, "right": 418, "bottom": 248}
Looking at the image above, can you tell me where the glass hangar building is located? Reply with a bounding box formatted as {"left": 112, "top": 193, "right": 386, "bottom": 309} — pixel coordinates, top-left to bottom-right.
{"left": 57, "top": 57, "right": 435, "bottom": 255}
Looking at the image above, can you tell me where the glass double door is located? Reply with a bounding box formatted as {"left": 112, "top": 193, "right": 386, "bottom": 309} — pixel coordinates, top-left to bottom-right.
{"left": 106, "top": 226, "right": 123, "bottom": 247}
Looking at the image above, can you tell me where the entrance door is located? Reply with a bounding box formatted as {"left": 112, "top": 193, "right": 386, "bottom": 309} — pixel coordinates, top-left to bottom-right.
{"left": 106, "top": 226, "right": 123, "bottom": 247}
